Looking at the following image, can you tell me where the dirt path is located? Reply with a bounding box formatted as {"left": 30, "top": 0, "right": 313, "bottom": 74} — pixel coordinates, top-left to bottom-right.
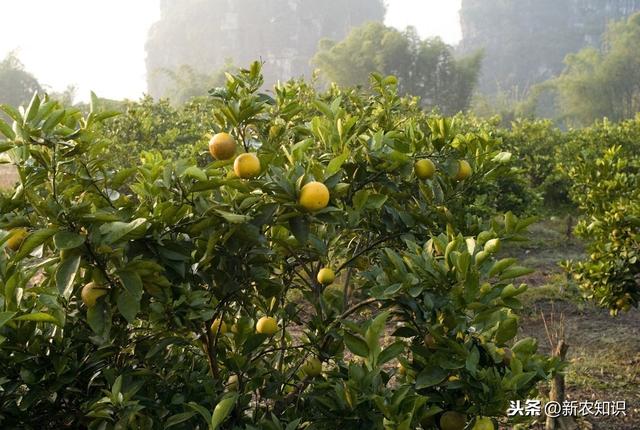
{"left": 510, "top": 219, "right": 640, "bottom": 430}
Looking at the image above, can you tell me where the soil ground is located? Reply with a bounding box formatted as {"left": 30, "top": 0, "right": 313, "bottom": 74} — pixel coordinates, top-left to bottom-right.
{"left": 0, "top": 164, "right": 18, "bottom": 190}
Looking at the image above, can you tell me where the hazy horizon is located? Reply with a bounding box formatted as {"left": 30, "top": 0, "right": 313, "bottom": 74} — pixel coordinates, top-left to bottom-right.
{"left": 0, "top": 1, "right": 462, "bottom": 103}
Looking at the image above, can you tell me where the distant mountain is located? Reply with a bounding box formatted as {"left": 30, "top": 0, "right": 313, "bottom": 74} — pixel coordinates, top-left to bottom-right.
{"left": 145, "top": 0, "right": 385, "bottom": 99}
{"left": 458, "top": 0, "right": 640, "bottom": 95}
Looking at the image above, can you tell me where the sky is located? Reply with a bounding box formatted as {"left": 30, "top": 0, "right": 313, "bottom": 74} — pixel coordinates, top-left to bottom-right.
{"left": 0, "top": 0, "right": 462, "bottom": 102}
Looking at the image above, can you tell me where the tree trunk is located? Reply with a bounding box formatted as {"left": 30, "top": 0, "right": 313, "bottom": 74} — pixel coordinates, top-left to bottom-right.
{"left": 545, "top": 340, "right": 570, "bottom": 430}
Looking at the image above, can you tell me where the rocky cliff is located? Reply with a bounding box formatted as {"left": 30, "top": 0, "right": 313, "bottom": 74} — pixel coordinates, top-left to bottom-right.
{"left": 145, "top": 0, "right": 385, "bottom": 98}
{"left": 458, "top": 0, "right": 640, "bottom": 94}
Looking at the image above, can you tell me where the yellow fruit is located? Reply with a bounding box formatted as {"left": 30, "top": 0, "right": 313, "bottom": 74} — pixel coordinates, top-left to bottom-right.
{"left": 5, "top": 228, "right": 28, "bottom": 251}
{"left": 415, "top": 159, "right": 436, "bottom": 180}
{"left": 227, "top": 374, "right": 239, "bottom": 391}
{"left": 301, "top": 357, "right": 323, "bottom": 377}
{"left": 317, "top": 267, "right": 335, "bottom": 285}
{"left": 397, "top": 362, "right": 406, "bottom": 375}
{"left": 210, "top": 319, "right": 227, "bottom": 335}
{"left": 81, "top": 282, "right": 107, "bottom": 307}
{"left": 440, "top": 411, "right": 466, "bottom": 430}
{"left": 208, "top": 132, "right": 237, "bottom": 160}
{"left": 299, "top": 181, "right": 330, "bottom": 212}
{"left": 472, "top": 417, "right": 494, "bottom": 430}
{"left": 233, "top": 153, "right": 261, "bottom": 179}
{"left": 455, "top": 160, "right": 472, "bottom": 181}
{"left": 256, "top": 316, "right": 278, "bottom": 336}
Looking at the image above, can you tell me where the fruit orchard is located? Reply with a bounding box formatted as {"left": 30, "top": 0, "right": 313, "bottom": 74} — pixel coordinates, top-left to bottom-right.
{"left": 0, "top": 62, "right": 637, "bottom": 429}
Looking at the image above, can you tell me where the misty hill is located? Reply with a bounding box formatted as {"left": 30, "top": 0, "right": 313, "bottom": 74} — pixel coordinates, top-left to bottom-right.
{"left": 459, "top": 0, "right": 640, "bottom": 95}
{"left": 145, "top": 0, "right": 384, "bottom": 98}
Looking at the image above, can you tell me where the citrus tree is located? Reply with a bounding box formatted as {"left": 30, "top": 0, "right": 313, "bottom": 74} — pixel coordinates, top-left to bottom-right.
{"left": 561, "top": 118, "right": 640, "bottom": 313}
{"left": 95, "top": 95, "right": 216, "bottom": 167}
{"left": 0, "top": 63, "right": 556, "bottom": 429}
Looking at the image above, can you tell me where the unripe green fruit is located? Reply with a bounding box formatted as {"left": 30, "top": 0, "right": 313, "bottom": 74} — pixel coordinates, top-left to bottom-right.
{"left": 440, "top": 411, "right": 466, "bottom": 430}
{"left": 483, "top": 238, "right": 501, "bottom": 254}
{"left": 472, "top": 417, "right": 494, "bottom": 430}
{"left": 415, "top": 159, "right": 436, "bottom": 180}
{"left": 419, "top": 414, "right": 436, "bottom": 429}
{"left": 301, "top": 357, "right": 322, "bottom": 377}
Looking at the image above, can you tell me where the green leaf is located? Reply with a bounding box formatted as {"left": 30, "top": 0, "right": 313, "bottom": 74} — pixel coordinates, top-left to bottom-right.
{"left": 285, "top": 418, "right": 302, "bottom": 430}
{"left": 512, "top": 337, "right": 538, "bottom": 356}
{"left": 94, "top": 111, "right": 120, "bottom": 122}
{"left": 344, "top": 333, "right": 369, "bottom": 358}
{"left": 465, "top": 346, "right": 480, "bottom": 374}
{"left": 0, "top": 311, "right": 16, "bottom": 329}
{"left": 365, "top": 194, "right": 388, "bottom": 210}
{"left": 353, "top": 190, "right": 369, "bottom": 211}
{"left": 118, "top": 270, "right": 143, "bottom": 299}
{"left": 99, "top": 218, "right": 148, "bottom": 244}
{"left": 117, "top": 290, "right": 140, "bottom": 323}
{"left": 14, "top": 312, "right": 60, "bottom": 326}
{"left": 378, "top": 341, "right": 405, "bottom": 365}
{"left": 42, "top": 109, "right": 66, "bottom": 133}
{"left": 499, "top": 266, "right": 534, "bottom": 280}
{"left": 187, "top": 402, "right": 212, "bottom": 426}
{"left": 25, "top": 93, "right": 41, "bottom": 123}
{"left": 243, "top": 333, "right": 267, "bottom": 354}
{"left": 288, "top": 216, "right": 308, "bottom": 244}
{"left": 487, "top": 258, "right": 517, "bottom": 277}
{"left": 0, "top": 119, "right": 15, "bottom": 139}
{"left": 365, "top": 311, "right": 389, "bottom": 357}
{"left": 504, "top": 211, "right": 517, "bottom": 233}
{"left": 53, "top": 231, "right": 85, "bottom": 250}
{"left": 214, "top": 209, "right": 252, "bottom": 224}
{"left": 14, "top": 228, "right": 58, "bottom": 260}
{"left": 0, "top": 104, "right": 21, "bottom": 123}
{"left": 87, "top": 301, "right": 108, "bottom": 334}
{"left": 415, "top": 366, "right": 448, "bottom": 389}
{"left": 491, "top": 152, "right": 512, "bottom": 163}
{"left": 90, "top": 91, "right": 99, "bottom": 113}
{"left": 56, "top": 253, "right": 81, "bottom": 298}
{"left": 211, "top": 393, "right": 238, "bottom": 430}
{"left": 111, "top": 375, "right": 123, "bottom": 398}
{"left": 166, "top": 411, "right": 197, "bottom": 428}
{"left": 326, "top": 151, "right": 349, "bottom": 176}
{"left": 183, "top": 166, "right": 207, "bottom": 181}
{"left": 495, "top": 317, "right": 518, "bottom": 344}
